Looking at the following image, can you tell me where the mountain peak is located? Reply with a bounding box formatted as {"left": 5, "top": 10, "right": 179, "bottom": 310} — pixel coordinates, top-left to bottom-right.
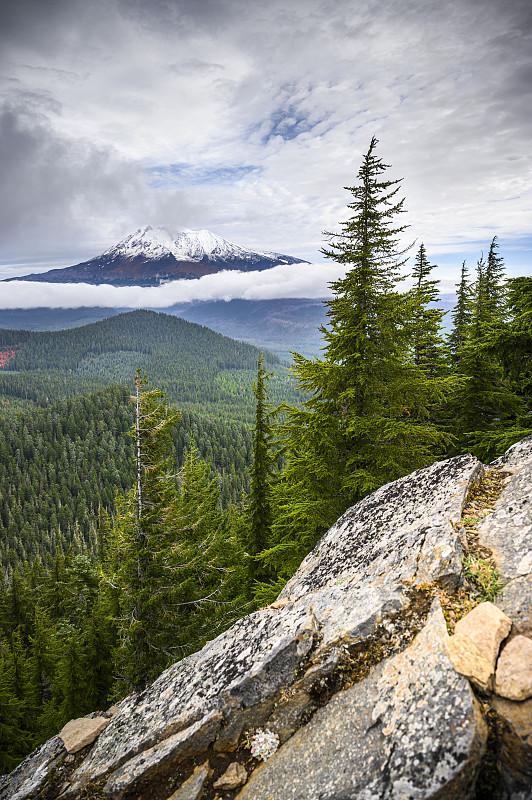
{"left": 104, "top": 226, "right": 294, "bottom": 265}
{"left": 7, "top": 228, "right": 308, "bottom": 287}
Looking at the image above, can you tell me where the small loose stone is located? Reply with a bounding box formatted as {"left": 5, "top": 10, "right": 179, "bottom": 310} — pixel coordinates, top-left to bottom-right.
{"left": 494, "top": 635, "right": 532, "bottom": 701}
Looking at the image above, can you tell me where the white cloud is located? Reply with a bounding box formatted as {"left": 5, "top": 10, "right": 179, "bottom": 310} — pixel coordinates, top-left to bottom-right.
{"left": 0, "top": 262, "right": 349, "bottom": 309}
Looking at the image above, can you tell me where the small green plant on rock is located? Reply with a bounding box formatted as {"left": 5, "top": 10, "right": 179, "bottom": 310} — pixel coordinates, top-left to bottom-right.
{"left": 463, "top": 554, "right": 504, "bottom": 602}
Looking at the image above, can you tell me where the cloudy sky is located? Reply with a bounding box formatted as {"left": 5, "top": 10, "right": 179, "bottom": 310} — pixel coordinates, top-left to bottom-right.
{"left": 0, "top": 0, "right": 531, "bottom": 306}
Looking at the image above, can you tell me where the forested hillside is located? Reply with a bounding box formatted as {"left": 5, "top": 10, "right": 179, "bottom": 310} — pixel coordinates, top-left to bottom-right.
{"left": 0, "top": 386, "right": 254, "bottom": 570}
{"left": 0, "top": 309, "right": 299, "bottom": 420}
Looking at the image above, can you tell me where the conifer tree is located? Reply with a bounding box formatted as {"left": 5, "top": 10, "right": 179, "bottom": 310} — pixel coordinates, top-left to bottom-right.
{"left": 446, "top": 240, "right": 523, "bottom": 458}
{"left": 165, "top": 445, "right": 245, "bottom": 655}
{"left": 27, "top": 607, "right": 55, "bottom": 710}
{"left": 470, "top": 276, "right": 532, "bottom": 456}
{"left": 0, "top": 639, "right": 32, "bottom": 773}
{"left": 484, "top": 236, "right": 506, "bottom": 323}
{"left": 241, "top": 354, "right": 276, "bottom": 589}
{"left": 262, "top": 138, "right": 450, "bottom": 588}
{"left": 472, "top": 254, "right": 487, "bottom": 337}
{"left": 409, "top": 243, "right": 447, "bottom": 376}
{"left": 110, "top": 373, "right": 245, "bottom": 694}
{"left": 111, "top": 371, "right": 181, "bottom": 691}
{"left": 448, "top": 261, "right": 473, "bottom": 365}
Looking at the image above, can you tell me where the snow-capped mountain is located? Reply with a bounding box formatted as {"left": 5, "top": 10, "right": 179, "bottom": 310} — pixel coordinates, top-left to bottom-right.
{"left": 8, "top": 227, "right": 308, "bottom": 286}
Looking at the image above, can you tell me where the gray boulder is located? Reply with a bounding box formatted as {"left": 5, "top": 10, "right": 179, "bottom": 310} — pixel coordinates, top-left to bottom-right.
{"left": 477, "top": 435, "right": 532, "bottom": 581}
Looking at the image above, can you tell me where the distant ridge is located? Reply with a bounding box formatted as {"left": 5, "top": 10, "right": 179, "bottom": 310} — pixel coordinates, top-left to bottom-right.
{"left": 6, "top": 227, "right": 308, "bottom": 287}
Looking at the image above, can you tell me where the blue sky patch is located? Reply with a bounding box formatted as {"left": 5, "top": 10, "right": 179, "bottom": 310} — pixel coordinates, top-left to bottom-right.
{"left": 146, "top": 163, "right": 259, "bottom": 189}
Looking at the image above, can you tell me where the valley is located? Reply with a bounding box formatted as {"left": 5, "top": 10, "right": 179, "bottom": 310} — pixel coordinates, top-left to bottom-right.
{"left": 0, "top": 309, "right": 302, "bottom": 570}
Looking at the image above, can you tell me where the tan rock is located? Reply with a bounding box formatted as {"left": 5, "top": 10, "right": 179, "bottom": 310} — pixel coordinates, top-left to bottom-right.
{"left": 213, "top": 762, "right": 248, "bottom": 790}
{"left": 58, "top": 717, "right": 110, "bottom": 754}
{"left": 445, "top": 601, "right": 512, "bottom": 691}
{"left": 494, "top": 635, "right": 532, "bottom": 700}
{"left": 270, "top": 597, "right": 290, "bottom": 610}
{"left": 168, "top": 761, "right": 212, "bottom": 800}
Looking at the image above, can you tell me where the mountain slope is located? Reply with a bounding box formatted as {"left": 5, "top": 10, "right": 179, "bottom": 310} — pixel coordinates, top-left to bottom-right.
{"left": 0, "top": 309, "right": 300, "bottom": 419}
{"left": 7, "top": 227, "right": 308, "bottom": 286}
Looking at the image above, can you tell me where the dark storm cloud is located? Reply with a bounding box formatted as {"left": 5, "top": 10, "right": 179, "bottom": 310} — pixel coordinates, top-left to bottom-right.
{"left": 0, "top": 0, "right": 110, "bottom": 54}
{"left": 0, "top": 96, "right": 145, "bottom": 242}
{"left": 117, "top": 0, "right": 237, "bottom": 31}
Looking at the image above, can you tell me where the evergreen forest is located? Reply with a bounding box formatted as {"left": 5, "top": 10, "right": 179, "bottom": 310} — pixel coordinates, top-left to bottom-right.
{"left": 1, "top": 137, "right": 531, "bottom": 774}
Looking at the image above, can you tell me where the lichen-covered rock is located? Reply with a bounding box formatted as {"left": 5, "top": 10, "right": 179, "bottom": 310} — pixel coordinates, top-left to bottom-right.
{"left": 102, "top": 711, "right": 221, "bottom": 797}
{"left": 494, "top": 635, "right": 532, "bottom": 701}
{"left": 445, "top": 601, "right": 512, "bottom": 692}
{"left": 281, "top": 453, "right": 482, "bottom": 606}
{"left": 477, "top": 437, "right": 532, "bottom": 581}
{"left": 491, "top": 434, "right": 532, "bottom": 472}
{"left": 497, "top": 573, "right": 532, "bottom": 639}
{"left": 236, "top": 602, "right": 487, "bottom": 800}
{"left": 61, "top": 607, "right": 316, "bottom": 797}
{"left": 0, "top": 737, "right": 65, "bottom": 800}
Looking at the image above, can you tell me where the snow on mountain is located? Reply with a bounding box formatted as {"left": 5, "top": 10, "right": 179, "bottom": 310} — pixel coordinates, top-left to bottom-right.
{"left": 105, "top": 226, "right": 304, "bottom": 266}
{"left": 6, "top": 226, "right": 308, "bottom": 286}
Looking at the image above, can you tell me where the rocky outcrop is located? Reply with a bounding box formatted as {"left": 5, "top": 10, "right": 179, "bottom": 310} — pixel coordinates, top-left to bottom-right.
{"left": 237, "top": 601, "right": 486, "bottom": 800}
{"left": 2, "top": 437, "right": 532, "bottom": 800}
{"left": 478, "top": 437, "right": 532, "bottom": 581}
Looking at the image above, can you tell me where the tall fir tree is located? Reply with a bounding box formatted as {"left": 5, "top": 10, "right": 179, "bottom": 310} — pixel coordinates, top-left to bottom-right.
{"left": 472, "top": 254, "right": 488, "bottom": 337}
{"left": 408, "top": 243, "right": 447, "bottom": 376}
{"left": 260, "top": 137, "right": 450, "bottom": 592}
{"left": 111, "top": 371, "right": 182, "bottom": 692}
{"left": 109, "top": 373, "right": 246, "bottom": 694}
{"left": 448, "top": 261, "right": 473, "bottom": 366}
{"left": 484, "top": 236, "right": 506, "bottom": 323}
{"left": 241, "top": 354, "right": 276, "bottom": 591}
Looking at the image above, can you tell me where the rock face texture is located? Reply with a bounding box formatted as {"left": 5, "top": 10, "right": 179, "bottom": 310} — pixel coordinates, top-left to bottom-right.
{"left": 2, "top": 437, "right": 532, "bottom": 800}
{"left": 478, "top": 437, "right": 532, "bottom": 581}
{"left": 237, "top": 602, "right": 486, "bottom": 800}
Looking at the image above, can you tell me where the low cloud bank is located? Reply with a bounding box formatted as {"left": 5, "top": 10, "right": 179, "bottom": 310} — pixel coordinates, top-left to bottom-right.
{"left": 0, "top": 262, "right": 349, "bottom": 309}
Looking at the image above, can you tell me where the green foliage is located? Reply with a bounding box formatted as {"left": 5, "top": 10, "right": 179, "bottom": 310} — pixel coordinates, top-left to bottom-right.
{"left": 0, "top": 638, "right": 33, "bottom": 773}
{"left": 241, "top": 355, "right": 277, "bottom": 591}
{"left": 463, "top": 555, "right": 504, "bottom": 602}
{"left": 110, "top": 375, "right": 247, "bottom": 694}
{"left": 444, "top": 243, "right": 529, "bottom": 460}
{"left": 260, "top": 138, "right": 451, "bottom": 583}
{"left": 0, "top": 386, "right": 255, "bottom": 571}
{"left": 0, "top": 309, "right": 299, "bottom": 424}
{"left": 408, "top": 243, "right": 448, "bottom": 376}
{"left": 448, "top": 261, "right": 473, "bottom": 365}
